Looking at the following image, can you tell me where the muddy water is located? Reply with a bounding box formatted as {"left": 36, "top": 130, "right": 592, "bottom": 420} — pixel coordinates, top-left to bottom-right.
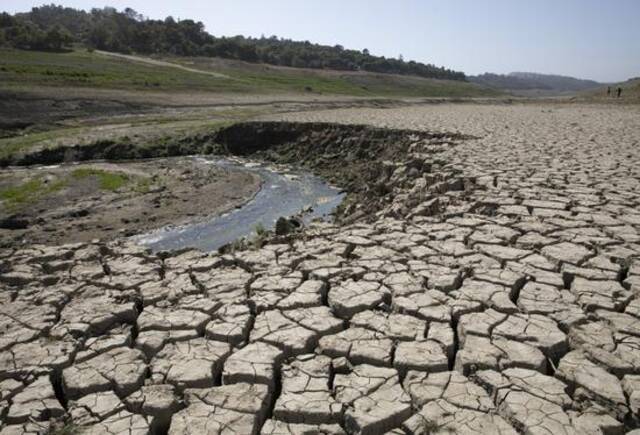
{"left": 134, "top": 157, "right": 344, "bottom": 252}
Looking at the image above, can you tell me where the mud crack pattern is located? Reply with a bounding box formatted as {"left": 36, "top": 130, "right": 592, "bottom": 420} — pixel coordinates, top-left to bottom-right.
{"left": 1, "top": 104, "right": 640, "bottom": 434}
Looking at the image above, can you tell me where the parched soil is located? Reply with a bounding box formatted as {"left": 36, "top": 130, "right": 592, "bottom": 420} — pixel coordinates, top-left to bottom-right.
{"left": 2, "top": 103, "right": 640, "bottom": 434}
{"left": 0, "top": 158, "right": 261, "bottom": 247}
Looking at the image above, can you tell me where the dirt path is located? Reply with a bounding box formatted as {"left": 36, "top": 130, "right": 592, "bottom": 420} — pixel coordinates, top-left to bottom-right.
{"left": 96, "top": 50, "right": 231, "bottom": 79}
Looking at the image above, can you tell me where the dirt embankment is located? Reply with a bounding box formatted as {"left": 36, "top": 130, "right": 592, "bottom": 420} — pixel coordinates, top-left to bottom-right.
{"left": 1, "top": 121, "right": 475, "bottom": 247}
{"left": 213, "top": 122, "right": 475, "bottom": 222}
{"left": 0, "top": 135, "right": 217, "bottom": 167}
{"left": 0, "top": 89, "right": 152, "bottom": 137}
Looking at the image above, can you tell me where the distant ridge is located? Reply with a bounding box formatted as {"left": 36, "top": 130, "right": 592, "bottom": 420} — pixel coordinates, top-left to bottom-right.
{"left": 0, "top": 4, "right": 466, "bottom": 81}
{"left": 469, "top": 72, "right": 603, "bottom": 95}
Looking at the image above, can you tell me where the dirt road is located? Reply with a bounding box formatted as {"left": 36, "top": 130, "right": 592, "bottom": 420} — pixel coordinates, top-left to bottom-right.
{"left": 96, "top": 50, "right": 231, "bottom": 79}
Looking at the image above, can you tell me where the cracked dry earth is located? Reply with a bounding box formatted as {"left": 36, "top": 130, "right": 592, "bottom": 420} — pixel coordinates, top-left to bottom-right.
{"left": 2, "top": 103, "right": 640, "bottom": 435}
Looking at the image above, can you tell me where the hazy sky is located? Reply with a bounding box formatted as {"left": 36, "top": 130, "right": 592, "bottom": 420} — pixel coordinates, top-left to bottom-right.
{"left": 4, "top": 0, "right": 640, "bottom": 82}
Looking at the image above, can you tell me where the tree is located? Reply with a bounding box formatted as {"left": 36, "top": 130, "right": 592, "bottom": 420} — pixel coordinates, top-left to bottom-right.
{"left": 124, "top": 7, "right": 143, "bottom": 22}
{"left": 0, "top": 12, "right": 14, "bottom": 28}
{"left": 7, "top": 20, "right": 43, "bottom": 49}
{"left": 44, "top": 24, "right": 73, "bottom": 50}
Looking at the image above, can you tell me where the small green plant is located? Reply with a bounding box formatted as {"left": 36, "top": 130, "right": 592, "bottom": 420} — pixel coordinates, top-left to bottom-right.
{"left": 71, "top": 168, "right": 129, "bottom": 191}
{"left": 251, "top": 223, "right": 270, "bottom": 249}
{"left": 52, "top": 422, "right": 80, "bottom": 435}
{"left": 421, "top": 418, "right": 449, "bottom": 434}
{"left": 228, "top": 238, "right": 246, "bottom": 253}
{"left": 0, "top": 176, "right": 66, "bottom": 210}
{"left": 0, "top": 178, "right": 43, "bottom": 204}
{"left": 134, "top": 176, "right": 154, "bottom": 193}
{"left": 254, "top": 223, "right": 267, "bottom": 237}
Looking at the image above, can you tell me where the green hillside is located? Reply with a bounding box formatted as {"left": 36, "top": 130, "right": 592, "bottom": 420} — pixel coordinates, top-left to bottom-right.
{"left": 0, "top": 4, "right": 465, "bottom": 81}
{"left": 0, "top": 48, "right": 499, "bottom": 98}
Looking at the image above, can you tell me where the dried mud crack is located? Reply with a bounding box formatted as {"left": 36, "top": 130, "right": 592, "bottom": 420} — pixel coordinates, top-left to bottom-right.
{"left": 1, "top": 104, "right": 640, "bottom": 434}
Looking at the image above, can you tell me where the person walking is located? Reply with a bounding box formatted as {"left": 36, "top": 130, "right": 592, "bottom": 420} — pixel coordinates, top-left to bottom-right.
{"left": 617, "top": 87, "right": 622, "bottom": 98}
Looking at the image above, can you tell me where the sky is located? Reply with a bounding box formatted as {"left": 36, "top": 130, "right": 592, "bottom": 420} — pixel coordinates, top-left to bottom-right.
{"left": 4, "top": 0, "right": 640, "bottom": 82}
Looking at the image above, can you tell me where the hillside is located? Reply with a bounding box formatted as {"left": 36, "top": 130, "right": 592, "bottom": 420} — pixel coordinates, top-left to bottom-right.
{"left": 1, "top": 4, "right": 465, "bottom": 81}
{"left": 617, "top": 77, "right": 640, "bottom": 98}
{"left": 581, "top": 77, "right": 640, "bottom": 101}
{"left": 0, "top": 47, "right": 500, "bottom": 142}
{"left": 469, "top": 72, "right": 602, "bottom": 96}
{"left": 0, "top": 4, "right": 502, "bottom": 148}
{"left": 0, "top": 48, "right": 497, "bottom": 98}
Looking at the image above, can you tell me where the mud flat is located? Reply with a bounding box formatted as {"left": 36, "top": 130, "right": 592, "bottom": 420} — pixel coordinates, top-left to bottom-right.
{"left": 2, "top": 103, "right": 640, "bottom": 434}
{"left": 0, "top": 157, "right": 261, "bottom": 247}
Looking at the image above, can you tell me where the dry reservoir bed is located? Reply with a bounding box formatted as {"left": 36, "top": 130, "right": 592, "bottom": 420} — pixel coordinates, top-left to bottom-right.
{"left": 0, "top": 158, "right": 261, "bottom": 247}
{"left": 1, "top": 103, "right": 640, "bottom": 434}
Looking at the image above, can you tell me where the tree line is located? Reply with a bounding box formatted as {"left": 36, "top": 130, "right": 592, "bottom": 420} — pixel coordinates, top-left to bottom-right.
{"left": 0, "top": 5, "right": 466, "bottom": 81}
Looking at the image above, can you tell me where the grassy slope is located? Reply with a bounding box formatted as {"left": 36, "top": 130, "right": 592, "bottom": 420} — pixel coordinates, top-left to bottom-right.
{"left": 580, "top": 78, "right": 640, "bottom": 101}
{"left": 616, "top": 78, "right": 640, "bottom": 99}
{"left": 0, "top": 48, "right": 500, "bottom": 162}
{"left": 168, "top": 54, "right": 497, "bottom": 98}
{"left": 0, "top": 48, "right": 499, "bottom": 98}
{"left": 0, "top": 49, "right": 245, "bottom": 92}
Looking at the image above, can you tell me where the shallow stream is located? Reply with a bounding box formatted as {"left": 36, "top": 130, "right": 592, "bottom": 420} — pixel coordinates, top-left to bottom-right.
{"left": 134, "top": 157, "right": 344, "bottom": 252}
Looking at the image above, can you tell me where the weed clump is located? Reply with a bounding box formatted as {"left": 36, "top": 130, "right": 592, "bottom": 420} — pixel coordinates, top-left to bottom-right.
{"left": 71, "top": 168, "right": 130, "bottom": 191}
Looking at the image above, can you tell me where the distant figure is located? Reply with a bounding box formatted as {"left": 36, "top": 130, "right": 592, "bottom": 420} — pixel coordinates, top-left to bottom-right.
{"left": 617, "top": 87, "right": 622, "bottom": 98}
{"left": 607, "top": 86, "right": 611, "bottom": 96}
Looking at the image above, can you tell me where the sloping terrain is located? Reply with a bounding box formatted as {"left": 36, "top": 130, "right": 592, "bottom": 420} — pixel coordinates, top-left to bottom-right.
{"left": 581, "top": 77, "right": 640, "bottom": 101}
{"left": 0, "top": 49, "right": 498, "bottom": 98}
{"left": 1, "top": 4, "right": 466, "bottom": 82}
{"left": 469, "top": 71, "right": 603, "bottom": 96}
{"left": 0, "top": 48, "right": 500, "bottom": 141}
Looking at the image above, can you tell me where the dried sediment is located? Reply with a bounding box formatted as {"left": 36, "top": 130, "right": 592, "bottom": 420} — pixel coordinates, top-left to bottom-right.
{"left": 214, "top": 121, "right": 474, "bottom": 222}
{"left": 2, "top": 104, "right": 640, "bottom": 433}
